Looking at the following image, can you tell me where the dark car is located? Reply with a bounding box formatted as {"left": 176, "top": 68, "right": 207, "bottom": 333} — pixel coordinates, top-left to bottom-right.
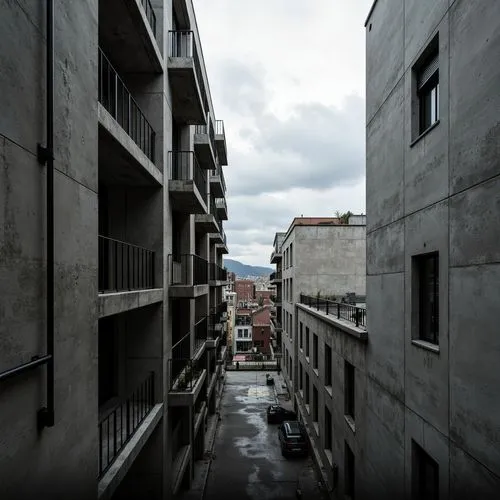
{"left": 266, "top": 405, "right": 297, "bottom": 424}
{"left": 278, "top": 420, "right": 308, "bottom": 457}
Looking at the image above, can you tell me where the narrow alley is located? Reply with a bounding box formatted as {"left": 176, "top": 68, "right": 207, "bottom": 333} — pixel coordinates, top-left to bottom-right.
{"left": 203, "top": 371, "right": 328, "bottom": 500}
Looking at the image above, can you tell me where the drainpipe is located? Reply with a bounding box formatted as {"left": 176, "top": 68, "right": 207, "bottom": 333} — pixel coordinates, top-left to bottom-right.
{"left": 37, "top": 0, "right": 55, "bottom": 429}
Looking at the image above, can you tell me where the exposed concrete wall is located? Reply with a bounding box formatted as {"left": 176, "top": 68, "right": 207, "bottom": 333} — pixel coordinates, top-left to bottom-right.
{"left": 0, "top": 1, "right": 99, "bottom": 499}
{"left": 365, "top": 0, "right": 500, "bottom": 497}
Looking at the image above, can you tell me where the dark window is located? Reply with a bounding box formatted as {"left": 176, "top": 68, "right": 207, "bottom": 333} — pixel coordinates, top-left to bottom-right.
{"left": 412, "top": 442, "right": 439, "bottom": 500}
{"left": 299, "top": 322, "right": 303, "bottom": 349}
{"left": 305, "top": 327, "right": 310, "bottom": 357}
{"left": 98, "top": 317, "right": 117, "bottom": 406}
{"left": 345, "top": 361, "right": 355, "bottom": 420}
{"left": 415, "top": 252, "right": 439, "bottom": 344}
{"left": 313, "top": 386, "right": 318, "bottom": 422}
{"left": 299, "top": 363, "right": 303, "bottom": 390}
{"left": 325, "top": 345, "right": 332, "bottom": 386}
{"left": 416, "top": 41, "right": 439, "bottom": 134}
{"left": 313, "top": 334, "right": 318, "bottom": 369}
{"left": 290, "top": 356, "right": 293, "bottom": 379}
{"left": 324, "top": 407, "right": 332, "bottom": 451}
{"left": 345, "top": 442, "right": 355, "bottom": 499}
{"left": 305, "top": 373, "right": 310, "bottom": 404}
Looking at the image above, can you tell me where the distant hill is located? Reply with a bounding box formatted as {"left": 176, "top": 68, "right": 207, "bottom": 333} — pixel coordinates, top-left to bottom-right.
{"left": 224, "top": 259, "right": 273, "bottom": 277}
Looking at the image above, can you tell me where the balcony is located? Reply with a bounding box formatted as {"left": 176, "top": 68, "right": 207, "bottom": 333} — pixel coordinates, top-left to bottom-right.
{"left": 194, "top": 119, "right": 217, "bottom": 170}
{"left": 209, "top": 165, "right": 226, "bottom": 198}
{"left": 98, "top": 236, "right": 162, "bottom": 317}
{"left": 168, "top": 254, "right": 209, "bottom": 298}
{"left": 98, "top": 372, "right": 157, "bottom": 478}
{"left": 98, "top": 49, "right": 161, "bottom": 186}
{"left": 99, "top": 0, "right": 162, "bottom": 74}
{"left": 169, "top": 333, "right": 207, "bottom": 407}
{"left": 195, "top": 196, "right": 220, "bottom": 234}
{"left": 168, "top": 151, "right": 208, "bottom": 214}
{"left": 270, "top": 271, "right": 282, "bottom": 283}
{"left": 209, "top": 263, "right": 228, "bottom": 286}
{"left": 270, "top": 248, "right": 282, "bottom": 264}
{"left": 215, "top": 197, "right": 228, "bottom": 220}
{"left": 270, "top": 294, "right": 282, "bottom": 307}
{"left": 299, "top": 294, "right": 367, "bottom": 331}
{"left": 214, "top": 120, "right": 228, "bottom": 166}
{"left": 270, "top": 316, "right": 282, "bottom": 332}
{"left": 168, "top": 30, "right": 206, "bottom": 124}
{"left": 207, "top": 313, "right": 222, "bottom": 349}
{"left": 209, "top": 227, "right": 226, "bottom": 245}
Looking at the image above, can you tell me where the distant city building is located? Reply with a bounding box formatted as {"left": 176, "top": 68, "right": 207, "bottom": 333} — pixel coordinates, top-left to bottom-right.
{"left": 235, "top": 279, "right": 256, "bottom": 305}
{"left": 251, "top": 307, "right": 272, "bottom": 355}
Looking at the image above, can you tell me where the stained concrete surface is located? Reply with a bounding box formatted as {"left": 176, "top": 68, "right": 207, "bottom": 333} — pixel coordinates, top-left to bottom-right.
{"left": 204, "top": 371, "right": 328, "bottom": 500}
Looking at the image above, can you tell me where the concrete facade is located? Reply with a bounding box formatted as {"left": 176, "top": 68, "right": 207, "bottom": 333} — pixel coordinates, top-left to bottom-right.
{"left": 0, "top": 1, "right": 230, "bottom": 499}
{"left": 364, "top": 0, "right": 500, "bottom": 498}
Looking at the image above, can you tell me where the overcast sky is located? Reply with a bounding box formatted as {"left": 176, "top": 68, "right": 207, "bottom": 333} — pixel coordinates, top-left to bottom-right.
{"left": 194, "top": 0, "right": 373, "bottom": 267}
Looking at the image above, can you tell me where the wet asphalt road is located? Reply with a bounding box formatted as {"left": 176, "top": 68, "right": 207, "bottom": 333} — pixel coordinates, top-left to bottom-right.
{"left": 204, "top": 371, "right": 308, "bottom": 500}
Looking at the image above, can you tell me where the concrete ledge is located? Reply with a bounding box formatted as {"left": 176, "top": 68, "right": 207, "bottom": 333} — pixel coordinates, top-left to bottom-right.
{"left": 169, "top": 284, "right": 209, "bottom": 298}
{"left": 297, "top": 303, "right": 368, "bottom": 342}
{"left": 98, "top": 104, "right": 163, "bottom": 186}
{"left": 172, "top": 445, "right": 192, "bottom": 496}
{"left": 98, "top": 403, "right": 163, "bottom": 500}
{"left": 98, "top": 288, "right": 164, "bottom": 318}
{"left": 194, "top": 402, "right": 207, "bottom": 437}
{"left": 168, "top": 369, "right": 207, "bottom": 407}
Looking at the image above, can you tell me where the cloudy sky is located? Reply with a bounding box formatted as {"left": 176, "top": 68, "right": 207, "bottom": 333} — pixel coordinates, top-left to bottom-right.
{"left": 194, "top": 0, "right": 373, "bottom": 267}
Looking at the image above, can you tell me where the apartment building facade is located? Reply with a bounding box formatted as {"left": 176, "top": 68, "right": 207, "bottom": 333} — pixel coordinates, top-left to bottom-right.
{"left": 0, "top": 1, "right": 229, "bottom": 499}
{"left": 234, "top": 278, "right": 255, "bottom": 306}
{"left": 363, "top": 0, "right": 500, "bottom": 498}
{"left": 270, "top": 217, "right": 366, "bottom": 393}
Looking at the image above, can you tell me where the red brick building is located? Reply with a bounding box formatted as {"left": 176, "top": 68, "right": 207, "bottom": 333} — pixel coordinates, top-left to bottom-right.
{"left": 235, "top": 279, "right": 255, "bottom": 305}
{"left": 252, "top": 307, "right": 271, "bottom": 355}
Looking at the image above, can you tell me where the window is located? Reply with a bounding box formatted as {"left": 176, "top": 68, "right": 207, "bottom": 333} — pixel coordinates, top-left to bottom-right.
{"left": 324, "top": 406, "right": 332, "bottom": 451}
{"left": 305, "top": 327, "right": 310, "bottom": 357}
{"left": 312, "top": 386, "right": 318, "bottom": 423}
{"left": 243, "top": 330, "right": 249, "bottom": 338}
{"left": 415, "top": 38, "right": 439, "bottom": 135}
{"left": 305, "top": 373, "right": 310, "bottom": 404}
{"left": 412, "top": 442, "right": 439, "bottom": 500}
{"left": 414, "top": 252, "right": 439, "bottom": 344}
{"left": 325, "top": 345, "right": 332, "bottom": 387}
{"left": 289, "top": 356, "right": 293, "bottom": 379}
{"left": 299, "top": 363, "right": 303, "bottom": 391}
{"left": 345, "top": 442, "right": 355, "bottom": 499}
{"left": 313, "top": 334, "right": 318, "bottom": 370}
{"left": 345, "top": 361, "right": 355, "bottom": 420}
{"left": 290, "top": 243, "right": 293, "bottom": 267}
{"left": 299, "top": 322, "right": 303, "bottom": 350}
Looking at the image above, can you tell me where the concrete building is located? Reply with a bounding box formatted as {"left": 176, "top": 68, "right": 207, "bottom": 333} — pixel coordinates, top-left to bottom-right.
{"left": 270, "top": 217, "right": 366, "bottom": 393}
{"left": 0, "top": 1, "right": 230, "bottom": 499}
{"left": 362, "top": 0, "right": 500, "bottom": 498}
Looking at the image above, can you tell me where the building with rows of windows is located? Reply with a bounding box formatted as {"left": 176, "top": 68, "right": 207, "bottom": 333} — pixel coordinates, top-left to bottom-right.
{"left": 0, "top": 1, "right": 230, "bottom": 499}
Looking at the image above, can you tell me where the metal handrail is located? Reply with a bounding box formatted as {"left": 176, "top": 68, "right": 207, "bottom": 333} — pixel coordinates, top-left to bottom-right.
{"left": 98, "top": 372, "right": 155, "bottom": 477}
{"left": 299, "top": 294, "right": 367, "bottom": 329}
{"left": 168, "top": 253, "right": 209, "bottom": 286}
{"left": 168, "top": 151, "right": 207, "bottom": 204}
{"left": 98, "top": 49, "right": 156, "bottom": 163}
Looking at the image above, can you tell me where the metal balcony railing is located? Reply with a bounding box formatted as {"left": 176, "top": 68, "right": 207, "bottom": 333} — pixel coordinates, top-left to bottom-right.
{"left": 169, "top": 332, "right": 204, "bottom": 391}
{"left": 168, "top": 151, "right": 207, "bottom": 204}
{"left": 195, "top": 115, "right": 216, "bottom": 154}
{"left": 99, "top": 236, "right": 155, "bottom": 293}
{"left": 210, "top": 165, "right": 226, "bottom": 193}
{"left": 195, "top": 315, "right": 208, "bottom": 352}
{"left": 141, "top": 0, "right": 156, "bottom": 37}
{"left": 270, "top": 294, "right": 282, "bottom": 304}
{"left": 209, "top": 263, "right": 227, "bottom": 282}
{"left": 215, "top": 120, "right": 225, "bottom": 136}
{"left": 299, "top": 294, "right": 367, "bottom": 329}
{"left": 215, "top": 197, "right": 227, "bottom": 213}
{"left": 168, "top": 254, "right": 208, "bottom": 286}
{"left": 98, "top": 49, "right": 156, "bottom": 163}
{"left": 98, "top": 372, "right": 155, "bottom": 477}
{"left": 270, "top": 271, "right": 282, "bottom": 281}
{"left": 209, "top": 196, "right": 221, "bottom": 228}
{"left": 168, "top": 30, "right": 206, "bottom": 107}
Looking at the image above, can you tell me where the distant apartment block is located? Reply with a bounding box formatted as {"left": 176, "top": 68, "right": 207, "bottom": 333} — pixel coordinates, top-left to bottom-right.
{"left": 235, "top": 279, "right": 256, "bottom": 305}
{"left": 0, "top": 1, "right": 230, "bottom": 499}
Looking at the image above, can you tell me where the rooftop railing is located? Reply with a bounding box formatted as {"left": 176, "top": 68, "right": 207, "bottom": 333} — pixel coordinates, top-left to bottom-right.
{"left": 99, "top": 235, "right": 155, "bottom": 292}
{"left": 141, "top": 0, "right": 157, "bottom": 37}
{"left": 98, "top": 49, "right": 156, "bottom": 163}
{"left": 299, "top": 294, "right": 367, "bottom": 329}
{"left": 98, "top": 372, "right": 155, "bottom": 477}
{"left": 168, "top": 151, "right": 207, "bottom": 204}
{"left": 168, "top": 253, "right": 208, "bottom": 286}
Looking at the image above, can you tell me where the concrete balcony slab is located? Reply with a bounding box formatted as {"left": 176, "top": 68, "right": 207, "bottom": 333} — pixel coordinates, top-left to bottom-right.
{"left": 194, "top": 132, "right": 217, "bottom": 170}
{"left": 98, "top": 288, "right": 164, "bottom": 318}
{"left": 169, "top": 368, "right": 207, "bottom": 407}
{"left": 195, "top": 214, "right": 219, "bottom": 234}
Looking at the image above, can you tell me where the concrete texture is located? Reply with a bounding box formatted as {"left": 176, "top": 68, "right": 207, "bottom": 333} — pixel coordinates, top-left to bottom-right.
{"left": 203, "top": 371, "right": 328, "bottom": 500}
{"left": 365, "top": 0, "right": 500, "bottom": 497}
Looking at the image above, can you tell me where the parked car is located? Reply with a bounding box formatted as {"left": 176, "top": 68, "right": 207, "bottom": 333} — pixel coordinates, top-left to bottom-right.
{"left": 266, "top": 404, "right": 297, "bottom": 424}
{"left": 278, "top": 420, "right": 308, "bottom": 457}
